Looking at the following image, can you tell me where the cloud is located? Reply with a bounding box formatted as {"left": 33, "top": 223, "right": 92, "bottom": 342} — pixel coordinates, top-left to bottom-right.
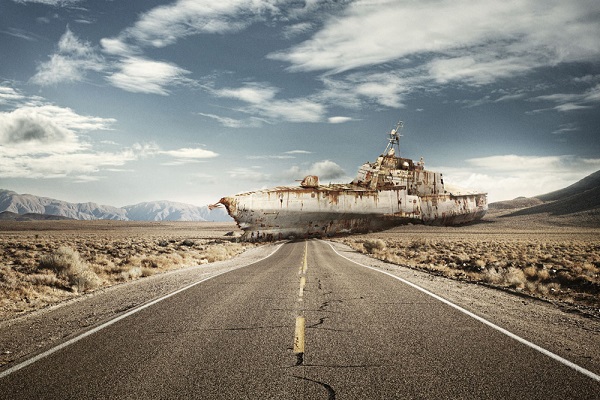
{"left": 31, "top": 27, "right": 104, "bottom": 86}
{"left": 0, "top": 108, "right": 80, "bottom": 154}
{"left": 0, "top": 85, "right": 26, "bottom": 105}
{"left": 212, "top": 82, "right": 326, "bottom": 124}
{"left": 270, "top": 0, "right": 600, "bottom": 85}
{"left": 532, "top": 83, "right": 600, "bottom": 112}
{"left": 426, "top": 55, "right": 532, "bottom": 86}
{"left": 12, "top": 0, "right": 81, "bottom": 6}
{"left": 436, "top": 154, "right": 600, "bottom": 202}
{"left": 0, "top": 149, "right": 140, "bottom": 179}
{"left": 100, "top": 37, "right": 136, "bottom": 56}
{"left": 1, "top": 27, "right": 40, "bottom": 41}
{"left": 117, "top": 0, "right": 277, "bottom": 48}
{"left": 0, "top": 105, "right": 115, "bottom": 155}
{"left": 282, "top": 22, "right": 314, "bottom": 39}
{"left": 247, "top": 155, "right": 295, "bottom": 160}
{"left": 214, "top": 83, "right": 278, "bottom": 104}
{"left": 285, "top": 150, "right": 312, "bottom": 154}
{"left": 160, "top": 147, "right": 219, "bottom": 165}
{"left": 197, "top": 112, "right": 265, "bottom": 128}
{"left": 0, "top": 99, "right": 154, "bottom": 180}
{"left": 328, "top": 116, "right": 352, "bottom": 124}
{"left": 317, "top": 71, "right": 413, "bottom": 110}
{"left": 106, "top": 57, "right": 192, "bottom": 95}
{"left": 227, "top": 167, "right": 271, "bottom": 182}
{"left": 282, "top": 160, "right": 346, "bottom": 181}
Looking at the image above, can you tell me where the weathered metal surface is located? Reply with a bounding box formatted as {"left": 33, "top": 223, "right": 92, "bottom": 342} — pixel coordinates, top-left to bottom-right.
{"left": 218, "top": 121, "right": 487, "bottom": 241}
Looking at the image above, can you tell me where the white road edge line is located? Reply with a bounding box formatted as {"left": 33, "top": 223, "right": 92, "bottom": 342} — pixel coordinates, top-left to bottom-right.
{"left": 0, "top": 243, "right": 284, "bottom": 379}
{"left": 326, "top": 241, "right": 600, "bottom": 383}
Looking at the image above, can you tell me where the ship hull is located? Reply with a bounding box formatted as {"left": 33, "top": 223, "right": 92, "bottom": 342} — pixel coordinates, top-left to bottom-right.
{"left": 220, "top": 186, "right": 487, "bottom": 241}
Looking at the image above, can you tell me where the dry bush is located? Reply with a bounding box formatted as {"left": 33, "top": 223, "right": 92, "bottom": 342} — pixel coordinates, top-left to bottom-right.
{"left": 39, "top": 247, "right": 101, "bottom": 292}
{"left": 363, "top": 239, "right": 386, "bottom": 254}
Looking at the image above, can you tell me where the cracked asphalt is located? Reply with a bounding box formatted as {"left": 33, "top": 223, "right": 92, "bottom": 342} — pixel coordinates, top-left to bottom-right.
{"left": 1, "top": 240, "right": 599, "bottom": 399}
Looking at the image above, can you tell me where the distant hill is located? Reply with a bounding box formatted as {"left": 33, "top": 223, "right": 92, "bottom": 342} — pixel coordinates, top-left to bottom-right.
{"left": 489, "top": 170, "right": 600, "bottom": 219}
{"left": 0, "top": 189, "right": 231, "bottom": 222}
{"left": 488, "top": 197, "right": 544, "bottom": 210}
{"left": 123, "top": 201, "right": 230, "bottom": 222}
{"left": 0, "top": 190, "right": 128, "bottom": 220}
{"left": 0, "top": 211, "right": 74, "bottom": 221}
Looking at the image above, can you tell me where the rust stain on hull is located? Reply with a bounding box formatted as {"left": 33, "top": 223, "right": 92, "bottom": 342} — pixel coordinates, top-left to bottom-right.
{"left": 217, "top": 121, "right": 488, "bottom": 241}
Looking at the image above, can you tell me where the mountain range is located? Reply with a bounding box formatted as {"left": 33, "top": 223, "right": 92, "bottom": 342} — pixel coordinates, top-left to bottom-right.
{"left": 489, "top": 170, "right": 600, "bottom": 224}
{"left": 0, "top": 189, "right": 231, "bottom": 222}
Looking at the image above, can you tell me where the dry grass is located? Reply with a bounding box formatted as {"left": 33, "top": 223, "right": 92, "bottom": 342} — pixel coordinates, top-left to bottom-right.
{"left": 334, "top": 211, "right": 600, "bottom": 313}
{"left": 0, "top": 221, "right": 254, "bottom": 319}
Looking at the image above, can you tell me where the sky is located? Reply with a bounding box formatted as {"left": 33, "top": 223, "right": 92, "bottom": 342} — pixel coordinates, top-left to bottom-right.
{"left": 1, "top": 0, "right": 599, "bottom": 207}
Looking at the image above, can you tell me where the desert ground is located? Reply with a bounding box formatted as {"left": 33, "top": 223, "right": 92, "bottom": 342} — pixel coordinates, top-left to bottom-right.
{"left": 334, "top": 208, "right": 600, "bottom": 318}
{"left": 0, "top": 220, "right": 251, "bottom": 320}
{"left": 1, "top": 209, "right": 599, "bottom": 322}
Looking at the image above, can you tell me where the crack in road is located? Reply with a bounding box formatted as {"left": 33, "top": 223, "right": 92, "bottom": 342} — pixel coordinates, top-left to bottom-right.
{"left": 293, "top": 376, "right": 336, "bottom": 400}
{"left": 318, "top": 300, "right": 343, "bottom": 312}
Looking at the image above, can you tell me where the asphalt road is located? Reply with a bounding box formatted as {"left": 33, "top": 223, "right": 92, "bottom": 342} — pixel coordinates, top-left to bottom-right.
{"left": 1, "top": 240, "right": 598, "bottom": 399}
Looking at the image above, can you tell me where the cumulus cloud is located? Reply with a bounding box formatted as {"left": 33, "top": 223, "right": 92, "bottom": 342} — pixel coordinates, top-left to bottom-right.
{"left": 31, "top": 28, "right": 104, "bottom": 86}
{"left": 282, "top": 160, "right": 346, "bottom": 181}
{"left": 0, "top": 105, "right": 114, "bottom": 155}
{"left": 436, "top": 154, "right": 600, "bottom": 202}
{"left": 0, "top": 98, "right": 156, "bottom": 181}
{"left": 106, "top": 57, "right": 192, "bottom": 95}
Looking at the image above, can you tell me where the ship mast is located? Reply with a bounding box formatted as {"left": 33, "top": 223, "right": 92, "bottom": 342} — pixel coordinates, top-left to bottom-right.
{"left": 383, "top": 121, "right": 403, "bottom": 157}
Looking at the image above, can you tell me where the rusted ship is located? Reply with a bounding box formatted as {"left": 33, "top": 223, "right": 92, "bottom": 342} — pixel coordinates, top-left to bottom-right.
{"left": 217, "top": 122, "right": 487, "bottom": 241}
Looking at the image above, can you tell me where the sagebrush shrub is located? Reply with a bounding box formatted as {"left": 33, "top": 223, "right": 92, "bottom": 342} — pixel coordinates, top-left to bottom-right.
{"left": 39, "top": 247, "right": 100, "bottom": 292}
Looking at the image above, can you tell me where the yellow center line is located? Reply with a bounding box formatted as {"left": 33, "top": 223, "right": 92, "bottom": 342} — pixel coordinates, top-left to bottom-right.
{"left": 298, "top": 276, "right": 306, "bottom": 297}
{"left": 302, "top": 241, "right": 308, "bottom": 274}
{"left": 294, "top": 316, "right": 305, "bottom": 354}
{"left": 294, "top": 241, "right": 308, "bottom": 362}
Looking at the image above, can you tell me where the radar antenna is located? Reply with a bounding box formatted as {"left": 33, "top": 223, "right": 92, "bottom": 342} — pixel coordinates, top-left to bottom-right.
{"left": 383, "top": 121, "right": 403, "bottom": 157}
